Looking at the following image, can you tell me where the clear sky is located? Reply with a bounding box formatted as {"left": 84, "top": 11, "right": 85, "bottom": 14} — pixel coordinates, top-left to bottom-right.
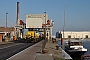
{"left": 0, "top": 0, "right": 90, "bottom": 35}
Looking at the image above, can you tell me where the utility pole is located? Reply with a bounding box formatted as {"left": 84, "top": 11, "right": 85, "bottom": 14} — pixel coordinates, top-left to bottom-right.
{"left": 62, "top": 5, "right": 66, "bottom": 49}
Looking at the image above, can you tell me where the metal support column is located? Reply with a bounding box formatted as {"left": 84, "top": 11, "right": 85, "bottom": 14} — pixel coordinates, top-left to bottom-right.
{"left": 50, "top": 27, "right": 52, "bottom": 40}
{"left": 44, "top": 12, "right": 46, "bottom": 40}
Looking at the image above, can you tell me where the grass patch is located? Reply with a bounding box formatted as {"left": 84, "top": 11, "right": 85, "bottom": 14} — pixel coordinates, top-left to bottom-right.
{"left": 54, "top": 57, "right": 64, "bottom": 60}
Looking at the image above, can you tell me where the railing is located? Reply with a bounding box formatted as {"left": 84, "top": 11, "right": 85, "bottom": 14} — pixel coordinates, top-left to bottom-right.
{"left": 81, "top": 55, "right": 90, "bottom": 60}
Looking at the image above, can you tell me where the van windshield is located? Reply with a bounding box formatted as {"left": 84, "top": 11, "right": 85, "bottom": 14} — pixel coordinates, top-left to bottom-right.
{"left": 70, "top": 42, "right": 82, "bottom": 46}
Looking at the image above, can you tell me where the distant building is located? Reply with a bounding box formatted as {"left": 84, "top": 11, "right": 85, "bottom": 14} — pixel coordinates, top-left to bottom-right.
{"left": 56, "top": 31, "right": 90, "bottom": 39}
{"left": 0, "top": 27, "right": 15, "bottom": 42}
{"left": 56, "top": 31, "right": 62, "bottom": 38}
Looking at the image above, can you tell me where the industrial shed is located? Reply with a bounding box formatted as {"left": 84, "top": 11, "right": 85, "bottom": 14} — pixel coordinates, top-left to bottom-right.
{"left": 0, "top": 27, "right": 15, "bottom": 42}
{"left": 56, "top": 31, "right": 90, "bottom": 39}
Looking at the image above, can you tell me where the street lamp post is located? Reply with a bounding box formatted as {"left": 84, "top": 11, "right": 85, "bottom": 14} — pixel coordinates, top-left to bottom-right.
{"left": 42, "top": 12, "right": 47, "bottom": 53}
{"left": 6, "top": 12, "right": 8, "bottom": 41}
{"left": 44, "top": 12, "right": 46, "bottom": 40}
{"left": 6, "top": 12, "right": 8, "bottom": 28}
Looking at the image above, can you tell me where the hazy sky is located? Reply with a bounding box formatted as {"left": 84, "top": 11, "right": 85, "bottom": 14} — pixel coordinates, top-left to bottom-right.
{"left": 0, "top": 0, "right": 90, "bottom": 35}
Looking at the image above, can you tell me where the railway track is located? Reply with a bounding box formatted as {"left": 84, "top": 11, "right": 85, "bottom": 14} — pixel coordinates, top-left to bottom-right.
{"left": 0, "top": 40, "right": 40, "bottom": 60}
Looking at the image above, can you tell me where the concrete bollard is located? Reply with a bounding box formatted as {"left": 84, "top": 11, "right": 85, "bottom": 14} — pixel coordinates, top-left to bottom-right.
{"left": 43, "top": 49, "right": 49, "bottom": 54}
{"left": 56, "top": 44, "right": 59, "bottom": 50}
